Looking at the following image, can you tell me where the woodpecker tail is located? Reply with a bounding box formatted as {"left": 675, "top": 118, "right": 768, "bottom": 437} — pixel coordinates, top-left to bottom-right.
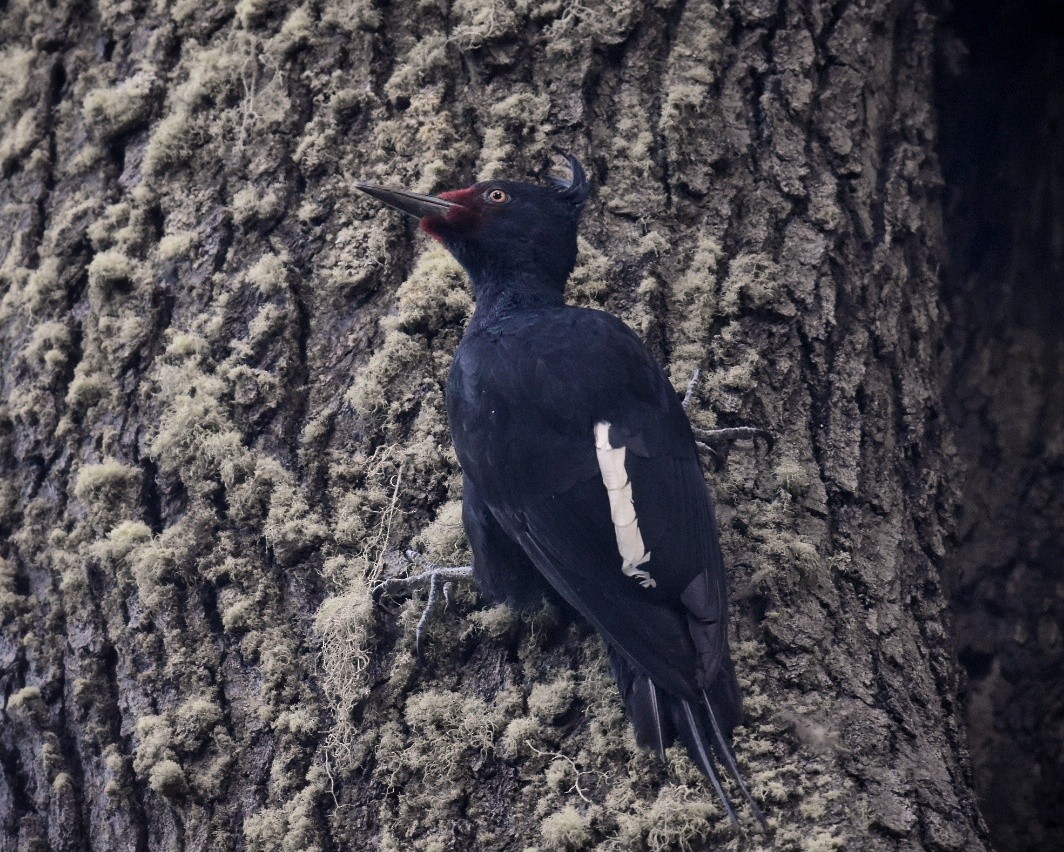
{"left": 608, "top": 647, "right": 766, "bottom": 828}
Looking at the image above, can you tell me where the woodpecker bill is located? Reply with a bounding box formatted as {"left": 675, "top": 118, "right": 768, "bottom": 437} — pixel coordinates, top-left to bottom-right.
{"left": 357, "top": 153, "right": 765, "bottom": 827}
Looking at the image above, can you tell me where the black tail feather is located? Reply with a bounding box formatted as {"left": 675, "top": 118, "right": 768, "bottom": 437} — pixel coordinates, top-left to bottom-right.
{"left": 678, "top": 697, "right": 739, "bottom": 825}
{"left": 703, "top": 691, "right": 767, "bottom": 828}
{"left": 608, "top": 646, "right": 674, "bottom": 759}
{"left": 609, "top": 645, "right": 763, "bottom": 828}
{"left": 647, "top": 680, "right": 667, "bottom": 761}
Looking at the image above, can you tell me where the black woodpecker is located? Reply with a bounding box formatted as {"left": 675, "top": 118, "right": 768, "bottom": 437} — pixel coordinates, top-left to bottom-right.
{"left": 357, "top": 154, "right": 764, "bottom": 827}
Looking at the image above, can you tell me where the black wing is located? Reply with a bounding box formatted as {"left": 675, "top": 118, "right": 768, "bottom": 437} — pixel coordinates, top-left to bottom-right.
{"left": 452, "top": 308, "right": 727, "bottom": 694}
{"left": 462, "top": 474, "right": 560, "bottom": 611}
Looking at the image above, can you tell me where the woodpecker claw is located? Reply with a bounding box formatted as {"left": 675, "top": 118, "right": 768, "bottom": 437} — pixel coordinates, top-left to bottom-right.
{"left": 696, "top": 440, "right": 719, "bottom": 467}
{"left": 373, "top": 552, "right": 474, "bottom": 659}
{"left": 414, "top": 572, "right": 443, "bottom": 661}
{"left": 682, "top": 368, "right": 701, "bottom": 412}
{"left": 692, "top": 426, "right": 775, "bottom": 451}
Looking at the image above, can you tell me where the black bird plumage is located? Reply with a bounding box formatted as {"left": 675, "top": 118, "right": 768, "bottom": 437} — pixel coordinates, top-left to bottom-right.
{"left": 357, "top": 154, "right": 763, "bottom": 826}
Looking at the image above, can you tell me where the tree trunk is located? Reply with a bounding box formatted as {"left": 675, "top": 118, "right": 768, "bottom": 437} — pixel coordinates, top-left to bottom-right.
{"left": 0, "top": 0, "right": 1028, "bottom": 849}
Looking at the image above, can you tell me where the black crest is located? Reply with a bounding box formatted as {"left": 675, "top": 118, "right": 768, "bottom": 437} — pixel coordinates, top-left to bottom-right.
{"left": 549, "top": 149, "right": 591, "bottom": 212}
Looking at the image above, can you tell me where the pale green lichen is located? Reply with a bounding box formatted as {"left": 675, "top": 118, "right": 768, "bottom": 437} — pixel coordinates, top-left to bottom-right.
{"left": 82, "top": 71, "right": 154, "bottom": 140}
{"left": 274, "top": 6, "right": 313, "bottom": 50}
{"left": 232, "top": 186, "right": 283, "bottom": 227}
{"left": 478, "top": 91, "right": 552, "bottom": 179}
{"left": 86, "top": 202, "right": 133, "bottom": 250}
{"left": 236, "top": 0, "right": 273, "bottom": 28}
{"left": 500, "top": 716, "right": 543, "bottom": 757}
{"left": 22, "top": 259, "right": 63, "bottom": 316}
{"left": 157, "top": 230, "right": 198, "bottom": 261}
{"left": 666, "top": 233, "right": 723, "bottom": 393}
{"left": 124, "top": 514, "right": 207, "bottom": 611}
{"left": 658, "top": 0, "right": 726, "bottom": 189}
{"left": 24, "top": 321, "right": 71, "bottom": 368}
{"left": 86, "top": 249, "right": 132, "bottom": 287}
{"left": 65, "top": 369, "right": 112, "bottom": 410}
{"left": 801, "top": 830, "right": 847, "bottom": 851}
{"left": 244, "top": 251, "right": 289, "bottom": 296}
{"left": 540, "top": 804, "right": 592, "bottom": 850}
{"left": 134, "top": 715, "right": 188, "bottom": 798}
{"left": 383, "top": 36, "right": 448, "bottom": 104}
{"left": 528, "top": 673, "right": 576, "bottom": 721}
{"left": 73, "top": 459, "right": 141, "bottom": 531}
{"left": 465, "top": 603, "right": 520, "bottom": 639}
{"left": 567, "top": 238, "right": 616, "bottom": 308}
{"left": 319, "top": 0, "right": 382, "bottom": 33}
{"left": 143, "top": 109, "right": 195, "bottom": 175}
{"left": 719, "top": 252, "right": 790, "bottom": 317}
{"left": 73, "top": 459, "right": 140, "bottom": 503}
{"left": 347, "top": 247, "right": 471, "bottom": 422}
{"left": 0, "top": 557, "right": 28, "bottom": 622}
{"left": 5, "top": 685, "right": 47, "bottom": 726}
{"left": 149, "top": 759, "right": 188, "bottom": 798}
{"left": 87, "top": 519, "right": 152, "bottom": 563}
{"left": 450, "top": 0, "right": 519, "bottom": 50}
{"left": 263, "top": 474, "right": 327, "bottom": 566}
{"left": 243, "top": 766, "right": 328, "bottom": 852}
{"left": 173, "top": 696, "right": 223, "bottom": 750}
{"left": 0, "top": 46, "right": 34, "bottom": 121}
{"left": 616, "top": 785, "right": 718, "bottom": 852}
{"left": 397, "top": 689, "right": 497, "bottom": 780}
{"left": 0, "top": 107, "right": 37, "bottom": 169}
{"left": 411, "top": 499, "right": 468, "bottom": 564}
{"left": 776, "top": 457, "right": 811, "bottom": 498}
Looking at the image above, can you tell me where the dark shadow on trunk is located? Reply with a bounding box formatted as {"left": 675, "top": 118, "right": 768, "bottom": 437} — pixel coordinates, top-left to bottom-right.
{"left": 937, "top": 1, "right": 1064, "bottom": 849}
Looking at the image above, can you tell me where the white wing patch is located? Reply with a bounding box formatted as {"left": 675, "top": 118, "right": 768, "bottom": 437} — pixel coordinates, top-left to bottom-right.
{"left": 594, "top": 421, "right": 655, "bottom": 589}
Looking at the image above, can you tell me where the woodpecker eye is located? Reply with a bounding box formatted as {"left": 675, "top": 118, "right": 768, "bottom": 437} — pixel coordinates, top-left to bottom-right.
{"left": 485, "top": 188, "right": 509, "bottom": 204}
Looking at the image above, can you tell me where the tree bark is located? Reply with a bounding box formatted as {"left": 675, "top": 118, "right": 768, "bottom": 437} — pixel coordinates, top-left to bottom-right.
{"left": 0, "top": 0, "right": 1007, "bottom": 850}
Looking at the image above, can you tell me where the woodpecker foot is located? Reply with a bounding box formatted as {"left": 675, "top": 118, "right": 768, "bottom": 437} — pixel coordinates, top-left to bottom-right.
{"left": 373, "top": 551, "right": 474, "bottom": 660}
{"left": 682, "top": 368, "right": 774, "bottom": 450}
{"left": 693, "top": 426, "right": 774, "bottom": 448}
{"left": 682, "top": 368, "right": 702, "bottom": 412}
{"left": 693, "top": 426, "right": 775, "bottom": 469}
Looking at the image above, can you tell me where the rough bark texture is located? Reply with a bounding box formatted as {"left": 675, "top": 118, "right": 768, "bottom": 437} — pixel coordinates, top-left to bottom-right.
{"left": 0, "top": 0, "right": 1004, "bottom": 850}
{"left": 938, "top": 1, "right": 1064, "bottom": 849}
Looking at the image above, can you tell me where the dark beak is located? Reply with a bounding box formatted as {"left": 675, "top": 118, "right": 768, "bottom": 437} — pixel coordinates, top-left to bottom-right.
{"left": 355, "top": 183, "right": 459, "bottom": 220}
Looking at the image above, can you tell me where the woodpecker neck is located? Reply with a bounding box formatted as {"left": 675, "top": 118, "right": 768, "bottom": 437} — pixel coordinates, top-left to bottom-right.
{"left": 469, "top": 270, "right": 567, "bottom": 318}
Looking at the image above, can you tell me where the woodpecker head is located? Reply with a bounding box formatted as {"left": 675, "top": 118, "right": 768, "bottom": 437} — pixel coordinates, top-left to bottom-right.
{"left": 356, "top": 152, "right": 590, "bottom": 292}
